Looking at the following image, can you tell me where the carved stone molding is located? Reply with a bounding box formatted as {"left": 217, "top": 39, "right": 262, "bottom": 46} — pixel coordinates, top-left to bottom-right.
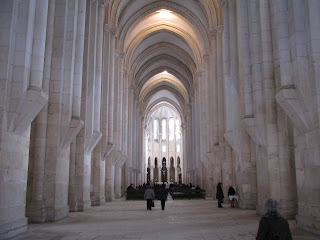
{"left": 218, "top": 0, "right": 229, "bottom": 8}
{"left": 85, "top": 130, "right": 103, "bottom": 154}
{"left": 101, "top": 142, "right": 114, "bottom": 161}
{"left": 119, "top": 52, "right": 126, "bottom": 60}
{"left": 60, "top": 117, "right": 84, "bottom": 150}
{"left": 242, "top": 116, "right": 267, "bottom": 147}
{"left": 104, "top": 24, "right": 118, "bottom": 37}
{"left": 10, "top": 87, "right": 48, "bottom": 135}
{"left": 216, "top": 25, "right": 224, "bottom": 33}
{"left": 209, "top": 29, "right": 217, "bottom": 40}
{"left": 203, "top": 54, "right": 209, "bottom": 64}
{"left": 276, "top": 86, "right": 313, "bottom": 133}
{"left": 99, "top": 0, "right": 109, "bottom": 8}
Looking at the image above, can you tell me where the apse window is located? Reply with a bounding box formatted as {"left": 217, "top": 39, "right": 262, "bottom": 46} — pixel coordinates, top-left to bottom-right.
{"left": 177, "top": 144, "right": 180, "bottom": 152}
{"left": 156, "top": 9, "right": 172, "bottom": 18}
{"left": 162, "top": 119, "right": 167, "bottom": 140}
{"left": 169, "top": 118, "right": 174, "bottom": 141}
{"left": 154, "top": 119, "right": 159, "bottom": 140}
{"left": 162, "top": 146, "right": 166, "bottom": 152}
{"left": 176, "top": 119, "right": 181, "bottom": 140}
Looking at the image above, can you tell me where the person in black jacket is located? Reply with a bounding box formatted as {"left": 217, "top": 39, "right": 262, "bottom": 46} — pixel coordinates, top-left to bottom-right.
{"left": 256, "top": 198, "right": 292, "bottom": 240}
{"left": 216, "top": 182, "right": 224, "bottom": 208}
{"left": 158, "top": 184, "right": 168, "bottom": 210}
{"left": 228, "top": 186, "right": 236, "bottom": 207}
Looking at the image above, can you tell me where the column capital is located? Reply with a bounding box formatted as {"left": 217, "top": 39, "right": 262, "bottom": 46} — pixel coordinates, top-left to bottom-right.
{"left": 104, "top": 24, "right": 118, "bottom": 37}
{"left": 203, "top": 54, "right": 209, "bottom": 64}
{"left": 119, "top": 52, "right": 126, "bottom": 63}
{"left": 99, "top": 0, "right": 109, "bottom": 8}
{"left": 123, "top": 69, "right": 129, "bottom": 78}
{"left": 196, "top": 69, "right": 206, "bottom": 78}
{"left": 119, "top": 52, "right": 126, "bottom": 59}
{"left": 216, "top": 25, "right": 223, "bottom": 33}
{"left": 218, "top": 0, "right": 229, "bottom": 8}
{"left": 209, "top": 29, "right": 217, "bottom": 40}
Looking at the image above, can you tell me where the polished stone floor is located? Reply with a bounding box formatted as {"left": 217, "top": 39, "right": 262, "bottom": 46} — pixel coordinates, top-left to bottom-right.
{"left": 10, "top": 198, "right": 319, "bottom": 240}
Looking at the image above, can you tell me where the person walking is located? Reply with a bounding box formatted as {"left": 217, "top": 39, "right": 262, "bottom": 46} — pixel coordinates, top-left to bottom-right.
{"left": 144, "top": 186, "right": 155, "bottom": 210}
{"left": 158, "top": 184, "right": 168, "bottom": 210}
{"left": 216, "top": 182, "right": 224, "bottom": 208}
{"left": 256, "top": 198, "right": 292, "bottom": 240}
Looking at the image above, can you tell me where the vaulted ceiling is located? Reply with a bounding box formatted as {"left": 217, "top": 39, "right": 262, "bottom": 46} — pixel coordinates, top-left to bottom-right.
{"left": 105, "top": 0, "right": 222, "bottom": 121}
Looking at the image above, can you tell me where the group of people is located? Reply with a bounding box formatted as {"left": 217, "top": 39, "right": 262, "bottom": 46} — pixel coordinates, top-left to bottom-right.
{"left": 129, "top": 182, "right": 293, "bottom": 239}
{"left": 144, "top": 184, "right": 168, "bottom": 210}
{"left": 216, "top": 182, "right": 237, "bottom": 208}
{"left": 216, "top": 182, "right": 292, "bottom": 239}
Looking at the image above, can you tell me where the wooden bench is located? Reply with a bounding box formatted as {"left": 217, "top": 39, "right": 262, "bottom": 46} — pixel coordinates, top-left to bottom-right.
{"left": 126, "top": 188, "right": 161, "bottom": 200}
{"left": 169, "top": 188, "right": 206, "bottom": 200}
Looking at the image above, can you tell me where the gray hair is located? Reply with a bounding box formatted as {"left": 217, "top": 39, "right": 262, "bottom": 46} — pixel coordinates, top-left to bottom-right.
{"left": 264, "top": 198, "right": 279, "bottom": 212}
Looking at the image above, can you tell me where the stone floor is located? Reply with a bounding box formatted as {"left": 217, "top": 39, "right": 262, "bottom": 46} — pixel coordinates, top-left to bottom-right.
{"left": 10, "top": 197, "right": 320, "bottom": 240}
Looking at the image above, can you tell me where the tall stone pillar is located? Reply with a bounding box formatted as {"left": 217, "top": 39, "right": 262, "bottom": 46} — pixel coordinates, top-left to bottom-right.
{"left": 0, "top": 1, "right": 49, "bottom": 236}
{"left": 69, "top": 0, "right": 103, "bottom": 212}
{"left": 220, "top": 0, "right": 237, "bottom": 200}
{"left": 105, "top": 156, "right": 115, "bottom": 201}
{"left": 114, "top": 165, "right": 122, "bottom": 198}
{"left": 43, "top": 0, "right": 86, "bottom": 221}
{"left": 26, "top": 0, "right": 53, "bottom": 223}
{"left": 90, "top": 0, "right": 107, "bottom": 207}
{"left": 105, "top": 25, "right": 117, "bottom": 202}
{"left": 216, "top": 25, "right": 226, "bottom": 191}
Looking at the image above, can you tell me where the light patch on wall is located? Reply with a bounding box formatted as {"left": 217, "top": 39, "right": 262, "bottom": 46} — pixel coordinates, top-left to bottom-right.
{"left": 177, "top": 144, "right": 180, "bottom": 152}
{"left": 156, "top": 9, "right": 172, "bottom": 18}
{"left": 162, "top": 145, "right": 166, "bottom": 152}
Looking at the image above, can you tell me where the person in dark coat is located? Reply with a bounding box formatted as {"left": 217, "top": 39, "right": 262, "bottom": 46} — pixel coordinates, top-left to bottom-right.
{"left": 228, "top": 186, "right": 236, "bottom": 207}
{"left": 158, "top": 184, "right": 168, "bottom": 210}
{"left": 256, "top": 198, "right": 292, "bottom": 240}
{"left": 216, "top": 182, "right": 224, "bottom": 208}
{"left": 127, "top": 184, "right": 134, "bottom": 191}
{"left": 144, "top": 186, "right": 155, "bottom": 210}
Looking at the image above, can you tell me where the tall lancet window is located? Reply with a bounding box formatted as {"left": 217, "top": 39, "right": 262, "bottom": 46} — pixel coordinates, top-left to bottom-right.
{"left": 162, "top": 119, "right": 167, "bottom": 140}
{"left": 154, "top": 119, "right": 159, "bottom": 140}
{"left": 169, "top": 118, "right": 174, "bottom": 141}
{"left": 176, "top": 118, "right": 180, "bottom": 140}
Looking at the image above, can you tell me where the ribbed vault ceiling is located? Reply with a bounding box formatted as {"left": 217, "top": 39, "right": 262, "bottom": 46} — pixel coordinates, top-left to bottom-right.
{"left": 105, "top": 0, "right": 222, "bottom": 121}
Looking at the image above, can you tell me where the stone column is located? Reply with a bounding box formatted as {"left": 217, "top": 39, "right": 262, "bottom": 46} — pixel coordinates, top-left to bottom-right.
{"left": 69, "top": 0, "right": 102, "bottom": 212}
{"left": 219, "top": 0, "right": 232, "bottom": 131}
{"left": 0, "top": 1, "right": 48, "bottom": 236}
{"left": 206, "top": 161, "right": 214, "bottom": 198}
{"left": 260, "top": 0, "right": 293, "bottom": 215}
{"left": 191, "top": 93, "right": 197, "bottom": 184}
{"left": 220, "top": 0, "right": 235, "bottom": 200}
{"left": 26, "top": 0, "right": 53, "bottom": 223}
{"left": 106, "top": 26, "right": 117, "bottom": 144}
{"left": 91, "top": 1, "right": 107, "bottom": 206}
{"left": 216, "top": 25, "right": 225, "bottom": 184}
{"left": 114, "top": 165, "right": 122, "bottom": 198}
{"left": 44, "top": 0, "right": 80, "bottom": 221}
{"left": 104, "top": 26, "right": 117, "bottom": 201}
{"left": 105, "top": 157, "right": 115, "bottom": 201}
